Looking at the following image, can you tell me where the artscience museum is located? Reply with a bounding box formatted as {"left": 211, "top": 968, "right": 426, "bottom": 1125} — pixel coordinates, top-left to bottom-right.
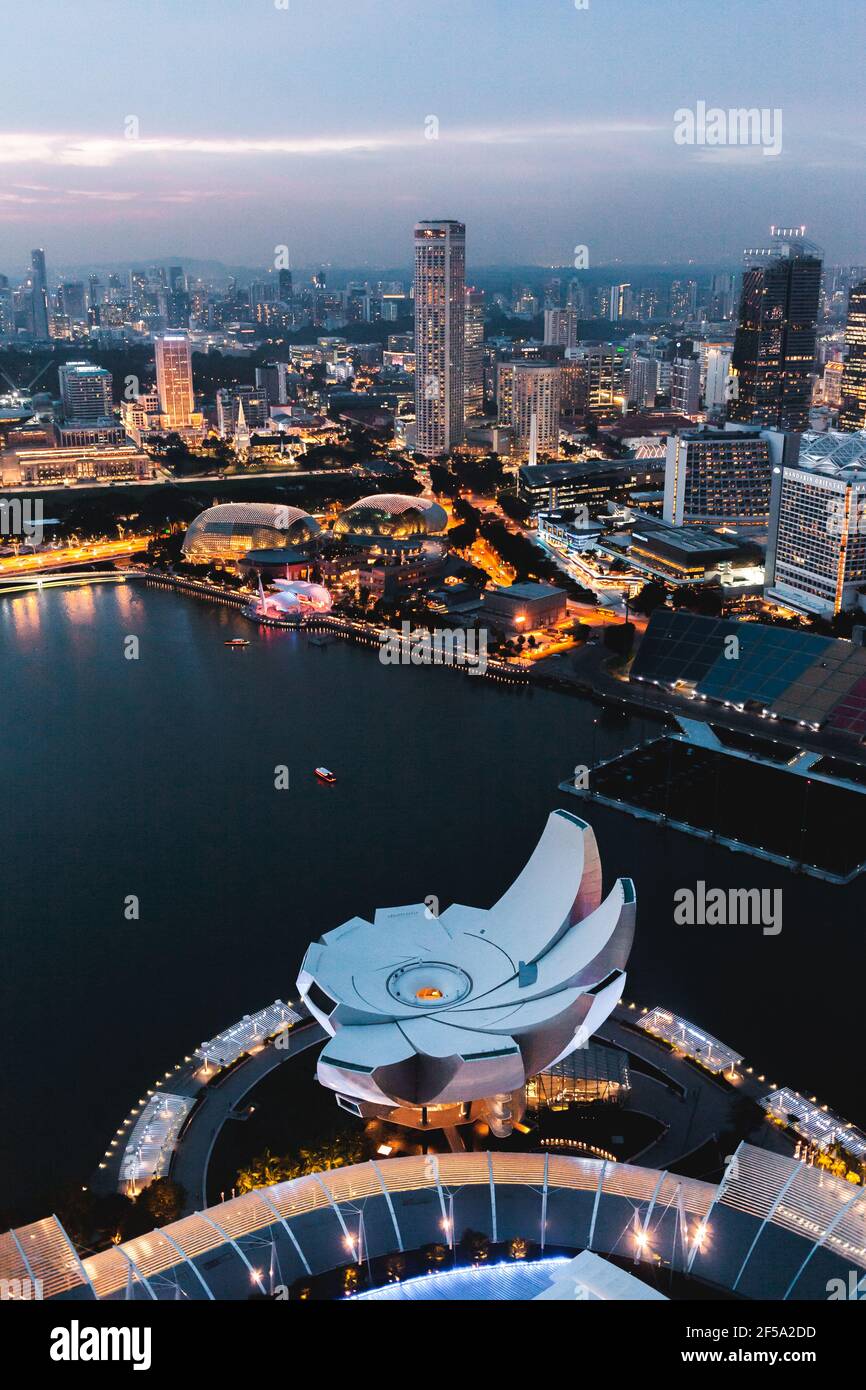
{"left": 297, "top": 810, "right": 635, "bottom": 1137}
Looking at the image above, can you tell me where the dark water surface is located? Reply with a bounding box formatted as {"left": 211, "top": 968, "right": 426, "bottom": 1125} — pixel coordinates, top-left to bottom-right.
{"left": 1, "top": 583, "right": 862, "bottom": 1219}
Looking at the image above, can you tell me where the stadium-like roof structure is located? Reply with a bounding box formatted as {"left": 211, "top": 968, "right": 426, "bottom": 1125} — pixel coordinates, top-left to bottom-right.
{"left": 631, "top": 609, "right": 866, "bottom": 734}
{"left": 4, "top": 1144, "right": 864, "bottom": 1301}
{"left": 297, "top": 810, "right": 635, "bottom": 1130}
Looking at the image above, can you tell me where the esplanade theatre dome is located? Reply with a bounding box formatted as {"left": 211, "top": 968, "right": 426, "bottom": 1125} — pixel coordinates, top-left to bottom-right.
{"left": 333, "top": 493, "right": 447, "bottom": 539}
{"left": 182, "top": 502, "right": 320, "bottom": 565}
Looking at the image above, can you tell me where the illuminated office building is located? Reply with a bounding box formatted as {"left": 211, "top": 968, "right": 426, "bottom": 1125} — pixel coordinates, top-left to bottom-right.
{"left": 730, "top": 227, "right": 822, "bottom": 431}
{"left": 155, "top": 332, "right": 197, "bottom": 429}
{"left": 840, "top": 280, "right": 866, "bottom": 431}
{"left": 464, "top": 286, "right": 485, "bottom": 419}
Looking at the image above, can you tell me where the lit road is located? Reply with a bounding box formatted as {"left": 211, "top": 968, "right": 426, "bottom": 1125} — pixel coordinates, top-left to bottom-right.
{"left": 0, "top": 537, "right": 149, "bottom": 575}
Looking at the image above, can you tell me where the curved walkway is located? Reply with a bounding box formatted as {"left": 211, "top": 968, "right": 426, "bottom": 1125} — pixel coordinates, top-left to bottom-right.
{"left": 171, "top": 1020, "right": 324, "bottom": 1212}
{"left": 92, "top": 1011, "right": 323, "bottom": 1213}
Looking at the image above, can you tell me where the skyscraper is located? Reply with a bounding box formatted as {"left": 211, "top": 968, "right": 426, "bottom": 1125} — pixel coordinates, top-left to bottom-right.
{"left": 30, "top": 248, "right": 50, "bottom": 340}
{"left": 413, "top": 220, "right": 465, "bottom": 456}
{"left": 543, "top": 307, "right": 579, "bottom": 351}
{"left": 730, "top": 227, "right": 822, "bottom": 432}
{"left": 277, "top": 268, "right": 293, "bottom": 303}
{"left": 155, "top": 332, "right": 195, "bottom": 429}
{"left": 501, "top": 361, "right": 561, "bottom": 458}
{"left": 840, "top": 280, "right": 866, "bottom": 432}
{"left": 609, "top": 283, "right": 632, "bottom": 322}
{"left": 463, "top": 286, "right": 485, "bottom": 420}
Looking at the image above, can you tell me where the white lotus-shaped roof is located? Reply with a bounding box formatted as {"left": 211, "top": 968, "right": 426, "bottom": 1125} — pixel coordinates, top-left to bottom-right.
{"left": 297, "top": 810, "right": 635, "bottom": 1110}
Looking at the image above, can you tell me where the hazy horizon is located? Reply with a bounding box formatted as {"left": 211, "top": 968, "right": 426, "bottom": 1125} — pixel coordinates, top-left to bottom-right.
{"left": 1, "top": 0, "right": 863, "bottom": 271}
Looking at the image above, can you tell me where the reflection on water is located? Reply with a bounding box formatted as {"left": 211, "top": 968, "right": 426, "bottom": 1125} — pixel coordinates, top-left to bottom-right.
{"left": 0, "top": 582, "right": 862, "bottom": 1221}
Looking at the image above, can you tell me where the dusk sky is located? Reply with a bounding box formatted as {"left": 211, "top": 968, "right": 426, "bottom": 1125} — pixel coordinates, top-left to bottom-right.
{"left": 1, "top": 0, "right": 863, "bottom": 272}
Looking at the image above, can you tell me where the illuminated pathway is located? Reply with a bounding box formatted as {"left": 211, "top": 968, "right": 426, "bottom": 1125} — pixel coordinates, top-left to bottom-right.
{"left": 92, "top": 1004, "right": 324, "bottom": 1215}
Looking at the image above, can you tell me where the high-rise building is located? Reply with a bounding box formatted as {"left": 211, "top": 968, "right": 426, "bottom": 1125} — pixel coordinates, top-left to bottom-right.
{"left": 628, "top": 355, "right": 659, "bottom": 409}
{"left": 256, "top": 362, "right": 289, "bottom": 407}
{"left": 765, "top": 431, "right": 866, "bottom": 616}
{"left": 840, "top": 280, "right": 866, "bottom": 432}
{"left": 413, "top": 220, "right": 466, "bottom": 456}
{"left": 669, "top": 279, "right": 698, "bottom": 321}
{"left": 277, "top": 268, "right": 293, "bottom": 302}
{"left": 58, "top": 361, "right": 113, "bottom": 420}
{"left": 216, "top": 385, "right": 269, "bottom": 438}
{"left": 670, "top": 356, "right": 701, "bottom": 416}
{"left": 506, "top": 361, "right": 561, "bottom": 459}
{"left": 543, "top": 307, "right": 579, "bottom": 351}
{"left": 730, "top": 227, "right": 822, "bottom": 432}
{"left": 567, "top": 345, "right": 619, "bottom": 413}
{"left": 463, "top": 286, "right": 485, "bottom": 419}
{"left": 704, "top": 347, "right": 734, "bottom": 413}
{"left": 664, "top": 423, "right": 793, "bottom": 528}
{"left": 58, "top": 282, "right": 87, "bottom": 323}
{"left": 155, "top": 332, "right": 196, "bottom": 429}
{"left": 30, "top": 249, "right": 50, "bottom": 340}
{"left": 609, "top": 283, "right": 632, "bottom": 322}
{"left": 709, "top": 273, "right": 736, "bottom": 321}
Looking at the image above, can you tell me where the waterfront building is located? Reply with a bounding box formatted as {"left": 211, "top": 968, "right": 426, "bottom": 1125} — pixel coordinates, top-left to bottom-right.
{"left": 413, "top": 220, "right": 466, "bottom": 456}
{"left": 730, "top": 227, "right": 822, "bottom": 431}
{"left": 481, "top": 580, "right": 567, "bottom": 632}
{"left": 333, "top": 493, "right": 447, "bottom": 538}
{"left": 182, "top": 502, "right": 320, "bottom": 566}
{"left": 251, "top": 579, "right": 332, "bottom": 621}
{"left": 298, "top": 810, "right": 634, "bottom": 1135}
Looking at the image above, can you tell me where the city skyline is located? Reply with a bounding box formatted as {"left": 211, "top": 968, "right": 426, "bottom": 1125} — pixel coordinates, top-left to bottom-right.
{"left": 0, "top": 0, "right": 863, "bottom": 268}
